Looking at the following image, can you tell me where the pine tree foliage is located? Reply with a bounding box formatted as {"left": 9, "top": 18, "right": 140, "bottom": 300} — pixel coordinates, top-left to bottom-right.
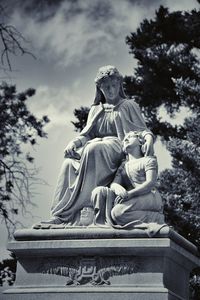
{"left": 125, "top": 6, "right": 200, "bottom": 140}
{"left": 71, "top": 106, "right": 90, "bottom": 132}
{"left": 0, "top": 82, "right": 49, "bottom": 233}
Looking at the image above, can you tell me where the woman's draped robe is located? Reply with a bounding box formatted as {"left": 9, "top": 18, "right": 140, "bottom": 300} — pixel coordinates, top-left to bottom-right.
{"left": 51, "top": 99, "right": 152, "bottom": 225}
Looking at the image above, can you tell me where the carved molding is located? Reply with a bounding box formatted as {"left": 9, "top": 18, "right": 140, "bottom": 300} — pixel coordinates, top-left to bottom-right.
{"left": 40, "top": 256, "right": 141, "bottom": 286}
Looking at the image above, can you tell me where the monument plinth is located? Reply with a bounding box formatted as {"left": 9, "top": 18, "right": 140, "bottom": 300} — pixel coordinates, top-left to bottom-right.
{"left": 3, "top": 226, "right": 200, "bottom": 300}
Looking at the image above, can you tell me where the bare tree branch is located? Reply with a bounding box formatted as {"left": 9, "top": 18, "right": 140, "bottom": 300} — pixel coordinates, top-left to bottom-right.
{"left": 0, "top": 22, "right": 36, "bottom": 71}
{"left": 0, "top": 4, "right": 36, "bottom": 73}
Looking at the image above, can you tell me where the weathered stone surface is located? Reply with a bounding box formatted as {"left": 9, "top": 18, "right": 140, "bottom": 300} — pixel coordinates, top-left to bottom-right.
{"left": 14, "top": 225, "right": 170, "bottom": 240}
{"left": 3, "top": 227, "right": 200, "bottom": 300}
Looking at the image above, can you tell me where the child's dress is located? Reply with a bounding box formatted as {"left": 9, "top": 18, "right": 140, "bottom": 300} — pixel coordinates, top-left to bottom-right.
{"left": 91, "top": 156, "right": 165, "bottom": 229}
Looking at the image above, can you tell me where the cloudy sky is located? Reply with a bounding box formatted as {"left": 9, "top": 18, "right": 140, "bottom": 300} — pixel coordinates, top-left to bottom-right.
{"left": 0, "top": 0, "right": 199, "bottom": 259}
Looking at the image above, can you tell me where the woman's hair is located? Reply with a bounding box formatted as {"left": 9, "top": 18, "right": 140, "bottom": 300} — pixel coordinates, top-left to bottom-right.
{"left": 93, "top": 65, "right": 126, "bottom": 105}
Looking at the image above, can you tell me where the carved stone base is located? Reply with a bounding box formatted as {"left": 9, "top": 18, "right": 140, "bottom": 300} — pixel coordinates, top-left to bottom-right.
{"left": 3, "top": 227, "right": 200, "bottom": 300}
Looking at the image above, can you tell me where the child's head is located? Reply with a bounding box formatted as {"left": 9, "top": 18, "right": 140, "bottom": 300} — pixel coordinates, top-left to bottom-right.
{"left": 123, "top": 131, "right": 145, "bottom": 155}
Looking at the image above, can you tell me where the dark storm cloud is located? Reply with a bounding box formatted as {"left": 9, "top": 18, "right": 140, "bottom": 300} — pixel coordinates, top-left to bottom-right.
{"left": 2, "top": 0, "right": 199, "bottom": 25}
{"left": 0, "top": 0, "right": 166, "bottom": 25}
{"left": 1, "top": 0, "right": 113, "bottom": 22}
{"left": 6, "top": 0, "right": 141, "bottom": 68}
{"left": 128, "top": 0, "right": 165, "bottom": 6}
{"left": 2, "top": 0, "right": 198, "bottom": 70}
{"left": 1, "top": 0, "right": 63, "bottom": 21}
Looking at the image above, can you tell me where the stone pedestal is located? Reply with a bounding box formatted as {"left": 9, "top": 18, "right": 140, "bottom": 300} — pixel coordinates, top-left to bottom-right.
{"left": 3, "top": 226, "right": 200, "bottom": 300}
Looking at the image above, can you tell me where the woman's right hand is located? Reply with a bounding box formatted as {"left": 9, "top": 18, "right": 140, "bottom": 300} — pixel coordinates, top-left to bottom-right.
{"left": 64, "top": 141, "right": 80, "bottom": 159}
{"left": 110, "top": 183, "right": 128, "bottom": 199}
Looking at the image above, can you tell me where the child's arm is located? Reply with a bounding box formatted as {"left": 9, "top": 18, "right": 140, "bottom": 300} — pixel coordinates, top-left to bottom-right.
{"left": 127, "top": 168, "right": 157, "bottom": 199}
{"left": 115, "top": 157, "right": 158, "bottom": 204}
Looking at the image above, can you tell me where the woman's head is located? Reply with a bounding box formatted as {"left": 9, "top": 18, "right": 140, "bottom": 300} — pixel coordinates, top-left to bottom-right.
{"left": 123, "top": 131, "right": 145, "bottom": 155}
{"left": 93, "top": 65, "right": 126, "bottom": 105}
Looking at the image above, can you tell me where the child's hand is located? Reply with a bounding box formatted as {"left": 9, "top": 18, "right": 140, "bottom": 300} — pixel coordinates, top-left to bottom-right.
{"left": 114, "top": 195, "right": 123, "bottom": 205}
{"left": 114, "top": 194, "right": 128, "bottom": 205}
{"left": 110, "top": 183, "right": 127, "bottom": 198}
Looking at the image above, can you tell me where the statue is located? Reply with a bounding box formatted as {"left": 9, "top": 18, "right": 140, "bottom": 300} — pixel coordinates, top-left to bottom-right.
{"left": 38, "top": 65, "right": 155, "bottom": 228}
{"left": 10, "top": 68, "right": 199, "bottom": 300}
{"left": 91, "top": 131, "right": 164, "bottom": 229}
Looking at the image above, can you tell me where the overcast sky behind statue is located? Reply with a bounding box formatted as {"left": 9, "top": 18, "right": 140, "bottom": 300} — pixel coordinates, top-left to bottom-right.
{"left": 0, "top": 0, "right": 199, "bottom": 259}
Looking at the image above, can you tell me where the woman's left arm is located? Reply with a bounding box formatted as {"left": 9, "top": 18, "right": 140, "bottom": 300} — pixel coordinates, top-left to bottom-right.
{"left": 142, "top": 133, "right": 154, "bottom": 156}
{"left": 127, "top": 169, "right": 157, "bottom": 199}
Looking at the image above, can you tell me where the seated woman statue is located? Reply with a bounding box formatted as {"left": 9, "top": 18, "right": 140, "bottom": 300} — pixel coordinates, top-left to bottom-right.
{"left": 41, "top": 66, "right": 154, "bottom": 227}
{"left": 91, "top": 131, "right": 165, "bottom": 229}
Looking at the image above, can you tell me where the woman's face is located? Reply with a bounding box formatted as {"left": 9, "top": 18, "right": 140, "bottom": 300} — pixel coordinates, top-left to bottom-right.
{"left": 99, "top": 76, "right": 120, "bottom": 103}
{"left": 123, "top": 132, "right": 141, "bottom": 151}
